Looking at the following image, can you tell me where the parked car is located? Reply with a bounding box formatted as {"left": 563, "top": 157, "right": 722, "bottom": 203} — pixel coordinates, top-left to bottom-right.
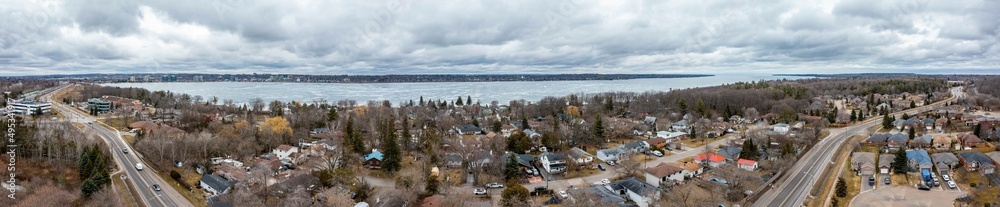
{"left": 651, "top": 151, "right": 664, "bottom": 157}
{"left": 932, "top": 180, "right": 940, "bottom": 187}
{"left": 601, "top": 179, "right": 611, "bottom": 185}
{"left": 534, "top": 186, "right": 547, "bottom": 192}
{"left": 597, "top": 164, "right": 606, "bottom": 171}
{"left": 486, "top": 182, "right": 504, "bottom": 188}
{"left": 558, "top": 190, "right": 568, "bottom": 198}
{"left": 947, "top": 181, "right": 957, "bottom": 189}
{"left": 942, "top": 175, "right": 951, "bottom": 181}
{"left": 152, "top": 184, "right": 161, "bottom": 191}
{"left": 883, "top": 177, "right": 890, "bottom": 185}
{"left": 474, "top": 188, "right": 487, "bottom": 195}
{"left": 607, "top": 161, "right": 617, "bottom": 166}
{"left": 868, "top": 177, "right": 875, "bottom": 186}
{"left": 709, "top": 177, "right": 730, "bottom": 185}
{"left": 918, "top": 185, "right": 931, "bottom": 191}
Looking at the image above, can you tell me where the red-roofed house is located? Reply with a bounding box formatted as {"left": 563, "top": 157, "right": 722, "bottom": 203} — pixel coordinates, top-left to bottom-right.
{"left": 695, "top": 152, "right": 726, "bottom": 167}
{"left": 737, "top": 159, "right": 758, "bottom": 171}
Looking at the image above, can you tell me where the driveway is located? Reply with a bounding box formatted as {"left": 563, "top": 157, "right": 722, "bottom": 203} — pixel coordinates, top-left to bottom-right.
{"left": 851, "top": 186, "right": 963, "bottom": 207}
{"left": 860, "top": 175, "right": 875, "bottom": 192}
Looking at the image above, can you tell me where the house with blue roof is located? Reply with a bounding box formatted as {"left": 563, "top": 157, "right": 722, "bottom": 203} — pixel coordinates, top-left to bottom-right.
{"left": 364, "top": 149, "right": 384, "bottom": 169}
{"left": 905, "top": 149, "right": 933, "bottom": 172}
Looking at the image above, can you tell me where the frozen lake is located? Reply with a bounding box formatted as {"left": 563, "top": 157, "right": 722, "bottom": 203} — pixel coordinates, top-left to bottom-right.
{"left": 103, "top": 74, "right": 810, "bottom": 104}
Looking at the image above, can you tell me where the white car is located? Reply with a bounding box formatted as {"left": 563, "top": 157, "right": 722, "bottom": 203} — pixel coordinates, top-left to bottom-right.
{"left": 947, "top": 181, "right": 957, "bottom": 189}
{"left": 558, "top": 190, "right": 568, "bottom": 198}
{"left": 473, "top": 188, "right": 487, "bottom": 195}
{"left": 601, "top": 179, "right": 611, "bottom": 185}
{"left": 135, "top": 163, "right": 143, "bottom": 171}
{"left": 942, "top": 175, "right": 951, "bottom": 181}
{"left": 486, "top": 182, "right": 504, "bottom": 188}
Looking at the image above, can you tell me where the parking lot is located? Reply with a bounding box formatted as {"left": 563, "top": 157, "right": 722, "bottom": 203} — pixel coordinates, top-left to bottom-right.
{"left": 851, "top": 186, "right": 964, "bottom": 207}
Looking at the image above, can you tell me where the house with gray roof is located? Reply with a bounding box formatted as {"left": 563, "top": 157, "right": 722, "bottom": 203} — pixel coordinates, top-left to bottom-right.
{"left": 931, "top": 152, "right": 960, "bottom": 174}
{"left": 959, "top": 151, "right": 996, "bottom": 174}
{"left": 623, "top": 140, "right": 646, "bottom": 153}
{"left": 539, "top": 152, "right": 567, "bottom": 173}
{"left": 606, "top": 177, "right": 660, "bottom": 207}
{"left": 717, "top": 146, "right": 742, "bottom": 161}
{"left": 200, "top": 174, "right": 232, "bottom": 197}
{"left": 851, "top": 152, "right": 876, "bottom": 175}
{"left": 878, "top": 154, "right": 895, "bottom": 174}
{"left": 909, "top": 134, "right": 933, "bottom": 148}
{"left": 597, "top": 147, "right": 627, "bottom": 162}
{"left": 887, "top": 133, "right": 909, "bottom": 149}
{"left": 567, "top": 147, "right": 594, "bottom": 164}
{"left": 864, "top": 133, "right": 890, "bottom": 146}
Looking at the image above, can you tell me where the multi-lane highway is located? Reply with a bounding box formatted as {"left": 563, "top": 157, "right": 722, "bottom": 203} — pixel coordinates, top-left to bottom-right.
{"left": 39, "top": 85, "right": 193, "bottom": 207}
{"left": 755, "top": 87, "right": 964, "bottom": 207}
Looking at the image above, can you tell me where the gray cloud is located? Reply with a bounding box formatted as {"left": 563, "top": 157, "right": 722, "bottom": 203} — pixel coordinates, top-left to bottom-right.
{"left": 0, "top": 0, "right": 998, "bottom": 76}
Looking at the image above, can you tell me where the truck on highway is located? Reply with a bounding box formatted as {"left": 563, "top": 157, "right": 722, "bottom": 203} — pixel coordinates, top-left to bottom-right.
{"left": 136, "top": 163, "right": 144, "bottom": 171}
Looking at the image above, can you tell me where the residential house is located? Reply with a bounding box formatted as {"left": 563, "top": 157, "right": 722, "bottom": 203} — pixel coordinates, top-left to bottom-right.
{"left": 644, "top": 116, "right": 657, "bottom": 126}
{"left": 273, "top": 145, "right": 300, "bottom": 161}
{"left": 679, "top": 162, "right": 704, "bottom": 178}
{"left": 469, "top": 151, "right": 494, "bottom": 168}
{"left": 644, "top": 137, "right": 668, "bottom": 149}
{"left": 909, "top": 134, "right": 932, "bottom": 148}
{"left": 588, "top": 185, "right": 627, "bottom": 206}
{"left": 454, "top": 124, "right": 481, "bottom": 135}
{"left": 932, "top": 134, "right": 954, "bottom": 150}
{"left": 671, "top": 120, "right": 689, "bottom": 132}
{"left": 364, "top": 149, "right": 383, "bottom": 169}
{"left": 906, "top": 150, "right": 933, "bottom": 172}
{"left": 771, "top": 123, "right": 790, "bottom": 134}
{"left": 878, "top": 154, "right": 895, "bottom": 174}
{"left": 864, "top": 133, "right": 890, "bottom": 146}
{"left": 922, "top": 118, "right": 936, "bottom": 131}
{"left": 567, "top": 147, "right": 594, "bottom": 164}
{"left": 717, "top": 146, "right": 743, "bottom": 161}
{"left": 987, "top": 152, "right": 1000, "bottom": 167}
{"left": 539, "top": 152, "right": 567, "bottom": 173}
{"left": 623, "top": 141, "right": 647, "bottom": 153}
{"left": 597, "top": 147, "right": 627, "bottom": 162}
{"left": 275, "top": 174, "right": 321, "bottom": 195}
{"left": 523, "top": 129, "right": 541, "bottom": 139}
{"left": 887, "top": 133, "right": 909, "bottom": 150}
{"left": 444, "top": 153, "right": 463, "bottom": 168}
{"left": 694, "top": 152, "right": 726, "bottom": 167}
{"left": 935, "top": 117, "right": 948, "bottom": 131}
{"left": 957, "top": 134, "right": 985, "bottom": 148}
{"left": 931, "top": 152, "right": 960, "bottom": 174}
{"left": 655, "top": 131, "right": 688, "bottom": 142}
{"left": 200, "top": 174, "right": 232, "bottom": 197}
{"left": 737, "top": 159, "right": 758, "bottom": 171}
{"left": 606, "top": 177, "right": 660, "bottom": 207}
{"left": 959, "top": 151, "right": 996, "bottom": 174}
{"left": 851, "top": 152, "right": 876, "bottom": 176}
{"left": 645, "top": 163, "right": 685, "bottom": 187}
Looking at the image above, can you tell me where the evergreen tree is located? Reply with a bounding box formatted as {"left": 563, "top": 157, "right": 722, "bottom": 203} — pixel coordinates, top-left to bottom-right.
{"left": 973, "top": 123, "right": 981, "bottom": 137}
{"left": 910, "top": 100, "right": 916, "bottom": 108}
{"left": 401, "top": 117, "right": 412, "bottom": 150}
{"left": 507, "top": 131, "right": 531, "bottom": 153}
{"left": 425, "top": 175, "right": 440, "bottom": 194}
{"left": 326, "top": 108, "right": 338, "bottom": 122}
{"left": 740, "top": 138, "right": 758, "bottom": 160}
{"left": 492, "top": 121, "right": 502, "bottom": 133}
{"left": 456, "top": 96, "right": 463, "bottom": 106}
{"left": 380, "top": 118, "right": 402, "bottom": 173}
{"left": 850, "top": 110, "right": 857, "bottom": 122}
{"left": 472, "top": 119, "right": 480, "bottom": 127}
{"left": 501, "top": 180, "right": 530, "bottom": 207}
{"left": 836, "top": 177, "right": 847, "bottom": 197}
{"left": 344, "top": 117, "right": 365, "bottom": 154}
{"left": 908, "top": 127, "right": 915, "bottom": 140}
{"left": 466, "top": 95, "right": 472, "bottom": 105}
{"left": 541, "top": 132, "right": 559, "bottom": 151}
{"left": 521, "top": 117, "right": 530, "bottom": 130}
{"left": 592, "top": 115, "right": 605, "bottom": 141}
{"left": 892, "top": 147, "right": 908, "bottom": 173}
{"left": 419, "top": 96, "right": 424, "bottom": 106}
{"left": 505, "top": 155, "right": 520, "bottom": 180}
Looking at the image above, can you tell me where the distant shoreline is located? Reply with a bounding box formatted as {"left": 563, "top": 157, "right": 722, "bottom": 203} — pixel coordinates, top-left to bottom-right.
{"left": 37, "top": 73, "right": 716, "bottom": 84}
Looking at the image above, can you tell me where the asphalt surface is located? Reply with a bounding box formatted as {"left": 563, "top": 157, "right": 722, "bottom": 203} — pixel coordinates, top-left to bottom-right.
{"left": 40, "top": 85, "right": 194, "bottom": 207}
{"left": 754, "top": 87, "right": 964, "bottom": 207}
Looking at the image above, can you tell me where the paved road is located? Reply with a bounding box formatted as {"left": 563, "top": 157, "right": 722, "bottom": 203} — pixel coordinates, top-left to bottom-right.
{"left": 41, "top": 85, "right": 194, "bottom": 207}
{"left": 754, "top": 87, "right": 963, "bottom": 207}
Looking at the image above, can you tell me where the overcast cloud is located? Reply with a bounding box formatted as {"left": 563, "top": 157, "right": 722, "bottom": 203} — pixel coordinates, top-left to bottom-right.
{"left": 1, "top": 0, "right": 998, "bottom": 75}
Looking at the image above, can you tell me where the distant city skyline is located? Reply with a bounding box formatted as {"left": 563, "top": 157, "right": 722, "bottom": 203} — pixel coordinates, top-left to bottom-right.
{"left": 1, "top": 0, "right": 999, "bottom": 76}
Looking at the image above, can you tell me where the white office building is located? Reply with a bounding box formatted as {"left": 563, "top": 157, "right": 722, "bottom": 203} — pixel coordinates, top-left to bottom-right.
{"left": 10, "top": 100, "right": 51, "bottom": 115}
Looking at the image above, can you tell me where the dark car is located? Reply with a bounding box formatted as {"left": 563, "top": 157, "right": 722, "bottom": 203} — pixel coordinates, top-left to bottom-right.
{"left": 597, "top": 164, "right": 606, "bottom": 171}
{"left": 884, "top": 177, "right": 890, "bottom": 185}
{"left": 868, "top": 177, "right": 875, "bottom": 186}
{"left": 918, "top": 185, "right": 931, "bottom": 191}
{"left": 152, "top": 184, "right": 161, "bottom": 191}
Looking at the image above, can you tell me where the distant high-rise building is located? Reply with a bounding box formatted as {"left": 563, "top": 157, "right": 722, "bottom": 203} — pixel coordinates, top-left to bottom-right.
{"left": 144, "top": 75, "right": 152, "bottom": 82}
{"left": 193, "top": 75, "right": 204, "bottom": 82}
{"left": 129, "top": 76, "right": 136, "bottom": 82}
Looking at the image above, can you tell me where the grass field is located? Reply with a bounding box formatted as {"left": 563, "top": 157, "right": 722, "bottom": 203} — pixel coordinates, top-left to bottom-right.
{"left": 113, "top": 173, "right": 143, "bottom": 207}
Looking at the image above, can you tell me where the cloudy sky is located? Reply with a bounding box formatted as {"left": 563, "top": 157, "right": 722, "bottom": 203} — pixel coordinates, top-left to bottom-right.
{"left": 1, "top": 0, "right": 999, "bottom": 76}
